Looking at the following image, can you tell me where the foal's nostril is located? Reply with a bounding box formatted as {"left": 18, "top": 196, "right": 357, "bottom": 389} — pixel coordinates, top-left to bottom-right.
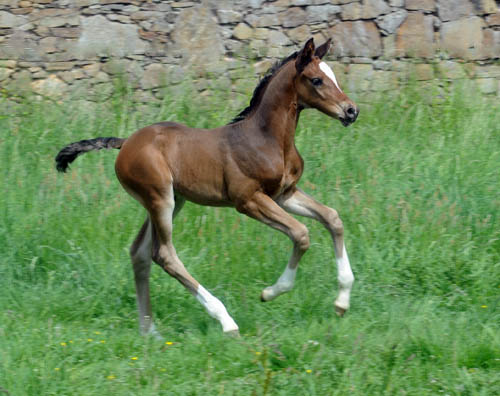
{"left": 346, "top": 106, "right": 356, "bottom": 118}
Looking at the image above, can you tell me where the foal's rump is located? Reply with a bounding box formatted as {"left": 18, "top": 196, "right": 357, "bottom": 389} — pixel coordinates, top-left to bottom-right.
{"left": 115, "top": 123, "right": 232, "bottom": 208}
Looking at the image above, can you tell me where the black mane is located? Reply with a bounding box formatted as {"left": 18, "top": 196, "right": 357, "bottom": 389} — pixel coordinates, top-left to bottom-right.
{"left": 229, "top": 51, "right": 299, "bottom": 124}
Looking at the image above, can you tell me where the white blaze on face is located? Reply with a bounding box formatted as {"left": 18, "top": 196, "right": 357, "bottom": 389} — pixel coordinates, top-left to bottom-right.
{"left": 319, "top": 62, "right": 342, "bottom": 92}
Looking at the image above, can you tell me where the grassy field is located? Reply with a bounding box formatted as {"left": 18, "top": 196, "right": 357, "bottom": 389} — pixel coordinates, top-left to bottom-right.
{"left": 0, "top": 80, "right": 499, "bottom": 395}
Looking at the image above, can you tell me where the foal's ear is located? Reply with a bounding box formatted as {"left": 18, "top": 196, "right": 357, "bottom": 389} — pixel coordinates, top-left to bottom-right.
{"left": 314, "top": 38, "right": 331, "bottom": 59}
{"left": 295, "top": 38, "right": 315, "bottom": 73}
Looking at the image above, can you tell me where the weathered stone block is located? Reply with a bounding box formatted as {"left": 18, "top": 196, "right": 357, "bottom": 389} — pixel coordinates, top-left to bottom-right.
{"left": 305, "top": 5, "right": 341, "bottom": 23}
{"left": 376, "top": 9, "right": 407, "bottom": 35}
{"left": 50, "top": 27, "right": 81, "bottom": 38}
{"left": 346, "top": 64, "right": 374, "bottom": 92}
{"left": 37, "top": 15, "right": 80, "bottom": 28}
{"left": 475, "top": 64, "right": 500, "bottom": 78}
{"left": 287, "top": 25, "right": 311, "bottom": 44}
{"left": 438, "top": 60, "right": 466, "bottom": 79}
{"left": 94, "top": 71, "right": 110, "bottom": 83}
{"left": 171, "top": 4, "right": 225, "bottom": 73}
{"left": 373, "top": 60, "right": 391, "bottom": 70}
{"left": 329, "top": 21, "right": 382, "bottom": 58}
{"left": 141, "top": 63, "right": 168, "bottom": 89}
{"left": 45, "top": 62, "right": 74, "bottom": 71}
{"left": 245, "top": 13, "right": 279, "bottom": 28}
{"left": 217, "top": 10, "right": 242, "bottom": 24}
{"left": 171, "top": 2, "right": 196, "bottom": 8}
{"left": 31, "top": 75, "right": 67, "bottom": 98}
{"left": 414, "top": 63, "right": 434, "bottom": 80}
{"left": 475, "top": 0, "right": 498, "bottom": 15}
{"left": 486, "top": 13, "right": 500, "bottom": 26}
{"left": 39, "top": 37, "right": 57, "bottom": 53}
{"left": 481, "top": 29, "right": 500, "bottom": 59}
{"left": 406, "top": 0, "right": 435, "bottom": 12}
{"left": 254, "top": 59, "right": 273, "bottom": 75}
{"left": 0, "top": 31, "right": 41, "bottom": 61}
{"left": 370, "top": 70, "right": 397, "bottom": 91}
{"left": 0, "top": 60, "right": 16, "bottom": 68}
{"left": 437, "top": 0, "right": 473, "bottom": 22}
{"left": 0, "top": 11, "right": 27, "bottom": 28}
{"left": 75, "top": 15, "right": 147, "bottom": 59}
{"left": 331, "top": 0, "right": 362, "bottom": 4}
{"left": 28, "top": 8, "right": 74, "bottom": 21}
{"left": 5, "top": 70, "right": 32, "bottom": 95}
{"left": 382, "top": 34, "right": 397, "bottom": 58}
{"left": 58, "top": 69, "right": 86, "bottom": 83}
{"left": 440, "top": 17, "right": 485, "bottom": 60}
{"left": 248, "top": 0, "right": 264, "bottom": 8}
{"left": 253, "top": 28, "right": 270, "bottom": 40}
{"left": 279, "top": 7, "right": 308, "bottom": 28}
{"left": 362, "top": 0, "right": 391, "bottom": 19}
{"left": 83, "top": 63, "right": 100, "bottom": 77}
{"left": 102, "top": 59, "right": 129, "bottom": 75}
{"left": 268, "top": 30, "right": 291, "bottom": 47}
{"left": 476, "top": 78, "right": 497, "bottom": 94}
{"left": 233, "top": 23, "right": 253, "bottom": 40}
{"left": 0, "top": 67, "right": 14, "bottom": 81}
{"left": 341, "top": 2, "right": 362, "bottom": 20}
{"left": 0, "top": 0, "right": 19, "bottom": 6}
{"left": 396, "top": 12, "right": 434, "bottom": 58}
{"left": 107, "top": 14, "right": 132, "bottom": 24}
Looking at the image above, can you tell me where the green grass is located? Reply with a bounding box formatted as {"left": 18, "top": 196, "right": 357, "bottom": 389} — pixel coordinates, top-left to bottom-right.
{"left": 0, "top": 81, "right": 499, "bottom": 395}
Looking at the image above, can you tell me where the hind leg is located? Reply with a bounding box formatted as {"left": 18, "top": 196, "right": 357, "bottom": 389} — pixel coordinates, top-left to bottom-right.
{"left": 149, "top": 186, "right": 239, "bottom": 334}
{"left": 130, "top": 195, "right": 186, "bottom": 337}
{"left": 130, "top": 218, "right": 160, "bottom": 337}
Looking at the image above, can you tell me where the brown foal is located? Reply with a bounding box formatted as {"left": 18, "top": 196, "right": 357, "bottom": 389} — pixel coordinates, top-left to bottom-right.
{"left": 56, "top": 38, "right": 359, "bottom": 336}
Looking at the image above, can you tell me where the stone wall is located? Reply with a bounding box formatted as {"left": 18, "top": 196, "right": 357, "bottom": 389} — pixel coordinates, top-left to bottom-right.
{"left": 1, "top": 0, "right": 499, "bottom": 102}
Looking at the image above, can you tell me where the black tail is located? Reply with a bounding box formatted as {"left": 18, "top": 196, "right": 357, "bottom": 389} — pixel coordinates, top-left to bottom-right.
{"left": 55, "top": 137, "right": 126, "bottom": 173}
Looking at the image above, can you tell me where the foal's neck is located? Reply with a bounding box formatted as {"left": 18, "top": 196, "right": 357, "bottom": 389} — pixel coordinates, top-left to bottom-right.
{"left": 255, "top": 62, "right": 301, "bottom": 150}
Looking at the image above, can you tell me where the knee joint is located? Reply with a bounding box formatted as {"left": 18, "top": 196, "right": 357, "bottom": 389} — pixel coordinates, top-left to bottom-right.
{"left": 293, "top": 225, "right": 310, "bottom": 252}
{"left": 326, "top": 209, "right": 343, "bottom": 236}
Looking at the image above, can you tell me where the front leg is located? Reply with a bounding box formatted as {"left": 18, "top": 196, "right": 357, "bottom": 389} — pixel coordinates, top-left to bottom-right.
{"left": 278, "top": 188, "right": 354, "bottom": 315}
{"left": 236, "top": 192, "right": 310, "bottom": 302}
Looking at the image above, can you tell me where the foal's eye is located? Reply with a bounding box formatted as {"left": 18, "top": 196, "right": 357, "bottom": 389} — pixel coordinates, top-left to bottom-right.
{"left": 311, "top": 78, "right": 323, "bottom": 87}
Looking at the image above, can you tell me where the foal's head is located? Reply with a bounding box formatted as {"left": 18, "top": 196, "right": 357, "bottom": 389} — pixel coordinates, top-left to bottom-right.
{"left": 295, "top": 38, "right": 359, "bottom": 127}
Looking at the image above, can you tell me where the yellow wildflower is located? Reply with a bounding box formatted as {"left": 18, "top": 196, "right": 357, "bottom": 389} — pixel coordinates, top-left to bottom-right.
{"left": 306, "top": 369, "right": 312, "bottom": 374}
{"left": 131, "top": 357, "right": 138, "bottom": 360}
{"left": 165, "top": 341, "right": 173, "bottom": 345}
{"left": 60, "top": 342, "right": 67, "bottom": 347}
{"left": 107, "top": 375, "right": 116, "bottom": 380}
{"left": 481, "top": 305, "right": 487, "bottom": 308}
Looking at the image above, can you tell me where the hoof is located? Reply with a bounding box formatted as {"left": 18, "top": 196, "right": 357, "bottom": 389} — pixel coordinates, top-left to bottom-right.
{"left": 335, "top": 304, "right": 347, "bottom": 317}
{"left": 260, "top": 287, "right": 276, "bottom": 302}
{"left": 224, "top": 329, "right": 240, "bottom": 338}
